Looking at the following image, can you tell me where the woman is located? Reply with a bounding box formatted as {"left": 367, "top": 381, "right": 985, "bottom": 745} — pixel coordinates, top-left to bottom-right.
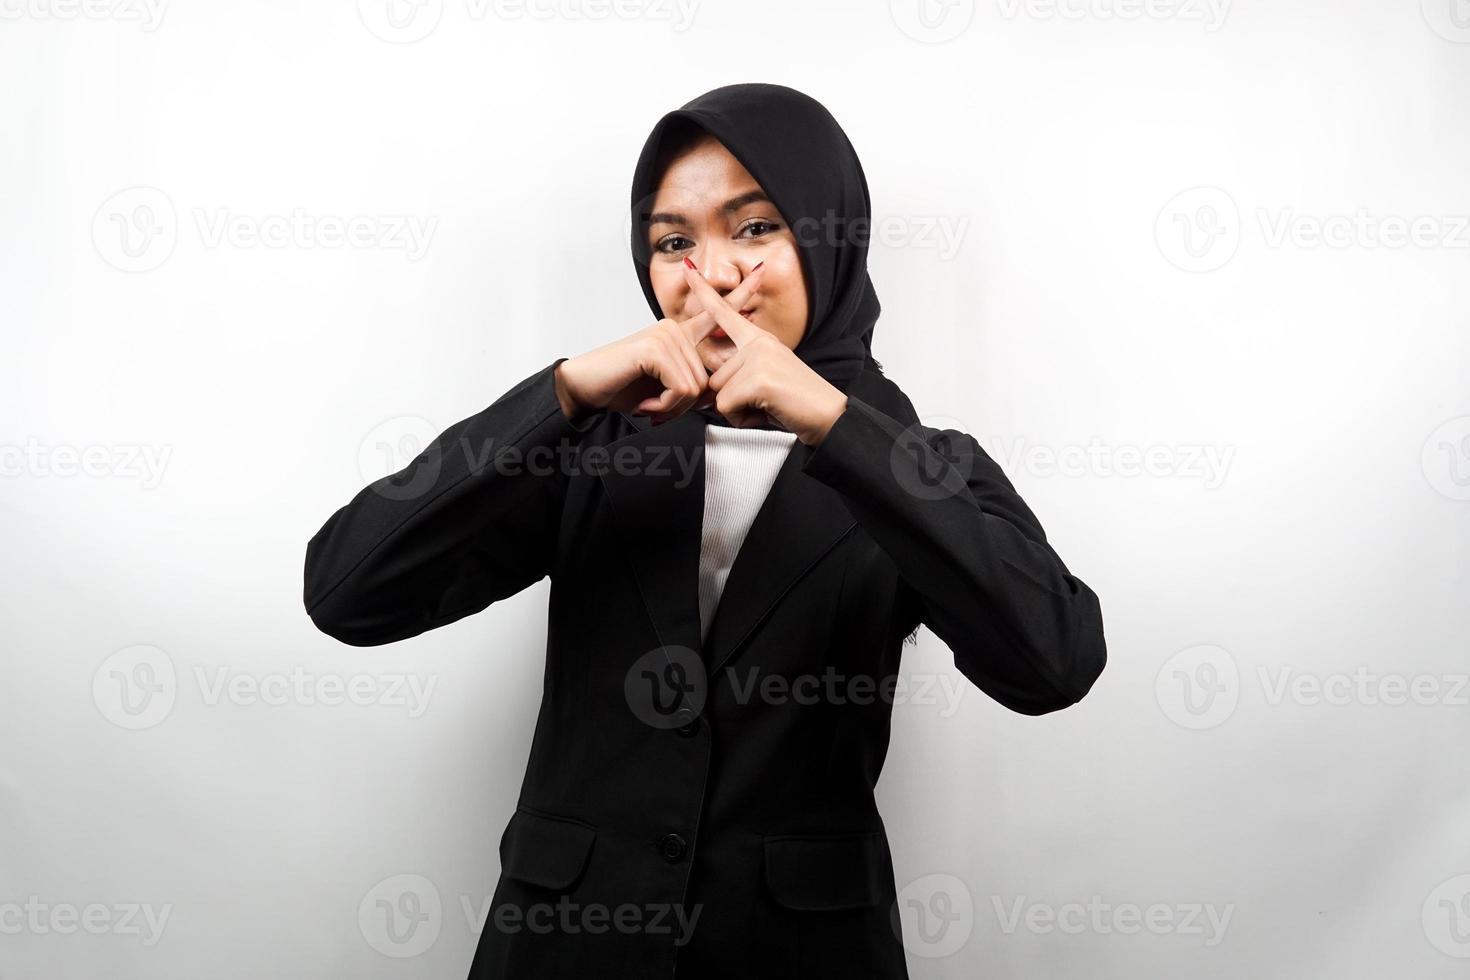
{"left": 303, "top": 82, "right": 1107, "bottom": 980}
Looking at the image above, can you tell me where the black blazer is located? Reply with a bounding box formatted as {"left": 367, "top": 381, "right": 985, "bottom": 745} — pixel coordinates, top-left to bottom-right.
{"left": 302, "top": 357, "right": 1107, "bottom": 979}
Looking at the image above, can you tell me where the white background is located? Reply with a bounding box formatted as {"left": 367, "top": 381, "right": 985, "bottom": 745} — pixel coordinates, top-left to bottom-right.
{"left": 3, "top": 0, "right": 1468, "bottom": 977}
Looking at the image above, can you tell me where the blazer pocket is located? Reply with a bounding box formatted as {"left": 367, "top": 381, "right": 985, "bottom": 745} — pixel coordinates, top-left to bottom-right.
{"left": 499, "top": 806, "right": 597, "bottom": 892}
{"left": 762, "top": 831, "right": 885, "bottom": 912}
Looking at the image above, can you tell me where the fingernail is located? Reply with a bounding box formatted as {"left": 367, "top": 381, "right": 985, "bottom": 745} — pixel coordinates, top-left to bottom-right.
{"left": 752, "top": 261, "right": 764, "bottom": 272}
{"left": 683, "top": 257, "right": 698, "bottom": 271}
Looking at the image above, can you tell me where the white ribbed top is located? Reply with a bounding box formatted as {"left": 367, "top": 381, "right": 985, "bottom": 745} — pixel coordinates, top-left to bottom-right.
{"left": 698, "top": 425, "right": 799, "bottom": 643}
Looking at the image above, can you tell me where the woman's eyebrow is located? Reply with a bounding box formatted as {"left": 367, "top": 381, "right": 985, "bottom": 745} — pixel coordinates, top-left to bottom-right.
{"left": 647, "top": 190, "right": 773, "bottom": 227}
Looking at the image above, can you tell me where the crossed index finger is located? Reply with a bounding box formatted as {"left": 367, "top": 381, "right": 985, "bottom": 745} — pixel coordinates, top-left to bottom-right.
{"left": 681, "top": 259, "right": 764, "bottom": 349}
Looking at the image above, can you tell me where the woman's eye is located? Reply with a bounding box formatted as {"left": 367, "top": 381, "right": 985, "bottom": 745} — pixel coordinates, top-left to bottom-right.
{"left": 739, "top": 220, "right": 779, "bottom": 238}
{"left": 655, "top": 235, "right": 694, "bottom": 254}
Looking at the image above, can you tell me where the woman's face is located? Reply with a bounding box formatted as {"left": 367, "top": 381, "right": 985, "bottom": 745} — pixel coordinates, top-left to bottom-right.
{"left": 646, "top": 135, "right": 809, "bottom": 375}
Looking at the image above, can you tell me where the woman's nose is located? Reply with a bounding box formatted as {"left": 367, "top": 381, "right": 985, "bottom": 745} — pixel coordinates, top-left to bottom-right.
{"left": 690, "top": 250, "right": 746, "bottom": 295}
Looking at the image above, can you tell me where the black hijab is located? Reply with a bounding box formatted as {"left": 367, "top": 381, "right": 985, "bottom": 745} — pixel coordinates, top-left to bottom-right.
{"left": 628, "top": 82, "right": 918, "bottom": 431}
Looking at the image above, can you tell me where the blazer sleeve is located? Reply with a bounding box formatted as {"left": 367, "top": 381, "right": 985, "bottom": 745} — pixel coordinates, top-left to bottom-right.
{"left": 303, "top": 357, "right": 602, "bottom": 647}
{"left": 800, "top": 394, "right": 1107, "bottom": 716}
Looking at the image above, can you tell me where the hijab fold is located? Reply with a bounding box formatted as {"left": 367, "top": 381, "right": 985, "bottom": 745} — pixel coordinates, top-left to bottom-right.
{"left": 628, "top": 83, "right": 918, "bottom": 431}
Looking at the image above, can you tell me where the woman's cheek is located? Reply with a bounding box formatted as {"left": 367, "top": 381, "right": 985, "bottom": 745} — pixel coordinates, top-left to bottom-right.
{"left": 772, "top": 283, "right": 808, "bottom": 346}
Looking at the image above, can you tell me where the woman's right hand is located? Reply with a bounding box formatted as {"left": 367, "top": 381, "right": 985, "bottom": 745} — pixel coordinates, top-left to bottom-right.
{"left": 554, "top": 265, "right": 765, "bottom": 425}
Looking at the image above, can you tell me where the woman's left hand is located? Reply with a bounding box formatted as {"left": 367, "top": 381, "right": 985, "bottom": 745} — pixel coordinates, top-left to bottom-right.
{"left": 682, "top": 262, "right": 849, "bottom": 447}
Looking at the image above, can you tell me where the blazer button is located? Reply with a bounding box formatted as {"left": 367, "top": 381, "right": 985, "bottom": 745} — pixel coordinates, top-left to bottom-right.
{"left": 673, "top": 707, "right": 700, "bottom": 737}
{"left": 659, "top": 833, "right": 687, "bottom": 863}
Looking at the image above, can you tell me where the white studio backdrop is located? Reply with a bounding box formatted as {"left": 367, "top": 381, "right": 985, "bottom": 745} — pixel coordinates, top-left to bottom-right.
{"left": 2, "top": 1, "right": 1468, "bottom": 977}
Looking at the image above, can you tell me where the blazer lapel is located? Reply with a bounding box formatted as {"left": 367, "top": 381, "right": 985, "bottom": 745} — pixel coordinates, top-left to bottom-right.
{"left": 598, "top": 411, "right": 858, "bottom": 682}
{"left": 699, "top": 431, "right": 857, "bottom": 678}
